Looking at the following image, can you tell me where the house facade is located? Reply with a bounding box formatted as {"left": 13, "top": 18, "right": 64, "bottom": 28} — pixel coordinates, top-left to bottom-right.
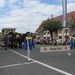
{"left": 36, "top": 11, "right": 75, "bottom": 42}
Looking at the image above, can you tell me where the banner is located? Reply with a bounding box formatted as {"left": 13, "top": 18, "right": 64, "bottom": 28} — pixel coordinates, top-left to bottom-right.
{"left": 40, "top": 46, "right": 70, "bottom": 52}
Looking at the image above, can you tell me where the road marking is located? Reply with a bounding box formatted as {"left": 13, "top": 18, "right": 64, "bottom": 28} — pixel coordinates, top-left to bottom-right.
{"left": 9, "top": 49, "right": 73, "bottom": 75}
{"left": 0, "top": 62, "right": 35, "bottom": 68}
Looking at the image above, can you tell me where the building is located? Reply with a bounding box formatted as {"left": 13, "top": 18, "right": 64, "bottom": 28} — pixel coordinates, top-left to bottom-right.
{"left": 2, "top": 28, "right": 16, "bottom": 36}
{"left": 36, "top": 11, "right": 75, "bottom": 41}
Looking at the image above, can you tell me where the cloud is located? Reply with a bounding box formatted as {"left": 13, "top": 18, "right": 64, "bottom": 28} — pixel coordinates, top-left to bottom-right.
{"left": 0, "top": 0, "right": 6, "bottom": 7}
{"left": 67, "top": 3, "right": 75, "bottom": 12}
{"left": 8, "top": 0, "right": 18, "bottom": 4}
{"left": 0, "top": 0, "right": 75, "bottom": 33}
{"left": 67, "top": 0, "right": 75, "bottom": 3}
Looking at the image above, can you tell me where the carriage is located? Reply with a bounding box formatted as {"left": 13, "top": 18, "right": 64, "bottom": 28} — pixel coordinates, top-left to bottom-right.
{"left": 1, "top": 31, "right": 26, "bottom": 48}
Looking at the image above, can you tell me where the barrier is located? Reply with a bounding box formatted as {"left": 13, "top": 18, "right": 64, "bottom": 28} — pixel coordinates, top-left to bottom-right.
{"left": 40, "top": 46, "right": 70, "bottom": 52}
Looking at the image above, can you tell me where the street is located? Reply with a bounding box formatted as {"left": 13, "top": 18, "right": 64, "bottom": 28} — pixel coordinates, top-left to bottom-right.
{"left": 0, "top": 46, "right": 75, "bottom": 75}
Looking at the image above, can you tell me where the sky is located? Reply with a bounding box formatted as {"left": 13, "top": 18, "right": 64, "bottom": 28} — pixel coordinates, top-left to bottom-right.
{"left": 0, "top": 0, "right": 75, "bottom": 33}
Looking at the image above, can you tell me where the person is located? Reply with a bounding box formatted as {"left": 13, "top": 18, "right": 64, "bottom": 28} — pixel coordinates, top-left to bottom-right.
{"left": 24, "top": 32, "right": 35, "bottom": 62}
{"left": 53, "top": 38, "right": 57, "bottom": 45}
{"left": 68, "top": 34, "right": 75, "bottom": 56}
{"left": 4, "top": 33, "right": 8, "bottom": 50}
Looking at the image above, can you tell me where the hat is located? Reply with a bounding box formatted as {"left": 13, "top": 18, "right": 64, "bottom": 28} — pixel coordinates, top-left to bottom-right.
{"left": 26, "top": 32, "right": 30, "bottom": 35}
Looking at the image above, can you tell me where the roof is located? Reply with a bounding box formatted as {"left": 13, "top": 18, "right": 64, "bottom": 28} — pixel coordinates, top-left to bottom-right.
{"left": 2, "top": 28, "right": 16, "bottom": 32}
{"left": 36, "top": 11, "right": 75, "bottom": 32}
{"left": 54, "top": 11, "right": 75, "bottom": 24}
{"left": 2, "top": 28, "right": 16, "bottom": 30}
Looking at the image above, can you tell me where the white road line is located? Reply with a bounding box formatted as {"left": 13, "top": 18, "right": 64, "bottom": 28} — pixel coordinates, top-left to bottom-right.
{"left": 0, "top": 62, "right": 35, "bottom": 68}
{"left": 9, "top": 49, "right": 73, "bottom": 75}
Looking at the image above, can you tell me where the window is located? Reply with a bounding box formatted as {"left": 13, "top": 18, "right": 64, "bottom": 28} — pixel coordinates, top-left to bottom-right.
{"left": 64, "top": 29, "right": 68, "bottom": 33}
{"left": 59, "top": 36, "right": 62, "bottom": 39}
{"left": 48, "top": 32, "right": 50, "bottom": 34}
{"left": 44, "top": 37, "right": 46, "bottom": 39}
{"left": 65, "top": 36, "right": 68, "bottom": 39}
{"left": 44, "top": 31, "right": 46, "bottom": 35}
{"left": 58, "top": 30, "right": 62, "bottom": 33}
{"left": 68, "top": 18, "right": 70, "bottom": 20}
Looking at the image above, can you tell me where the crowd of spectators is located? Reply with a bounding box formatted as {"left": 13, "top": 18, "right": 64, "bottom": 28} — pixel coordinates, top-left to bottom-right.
{"left": 34, "top": 37, "right": 70, "bottom": 46}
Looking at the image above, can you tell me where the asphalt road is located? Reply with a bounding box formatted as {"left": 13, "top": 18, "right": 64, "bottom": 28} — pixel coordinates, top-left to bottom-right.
{"left": 0, "top": 46, "right": 75, "bottom": 75}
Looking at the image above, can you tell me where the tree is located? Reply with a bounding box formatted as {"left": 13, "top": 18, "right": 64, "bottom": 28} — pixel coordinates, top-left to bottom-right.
{"left": 70, "top": 15, "right": 75, "bottom": 30}
{"left": 41, "top": 19, "right": 63, "bottom": 43}
{"left": 0, "top": 33, "right": 3, "bottom": 40}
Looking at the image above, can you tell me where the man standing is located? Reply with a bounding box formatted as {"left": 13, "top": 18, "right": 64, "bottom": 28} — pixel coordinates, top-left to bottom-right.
{"left": 24, "top": 32, "right": 35, "bottom": 62}
{"left": 4, "top": 33, "right": 8, "bottom": 50}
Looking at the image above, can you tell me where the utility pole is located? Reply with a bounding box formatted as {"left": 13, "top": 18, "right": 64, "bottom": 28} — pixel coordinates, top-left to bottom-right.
{"left": 62, "top": 0, "right": 67, "bottom": 43}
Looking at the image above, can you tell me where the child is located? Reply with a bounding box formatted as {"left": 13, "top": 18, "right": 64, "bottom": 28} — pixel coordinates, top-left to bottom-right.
{"left": 24, "top": 32, "right": 35, "bottom": 61}
{"left": 68, "top": 34, "right": 75, "bottom": 56}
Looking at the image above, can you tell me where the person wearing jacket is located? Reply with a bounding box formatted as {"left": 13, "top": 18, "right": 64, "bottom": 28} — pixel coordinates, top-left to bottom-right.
{"left": 68, "top": 34, "right": 75, "bottom": 56}
{"left": 24, "top": 32, "right": 35, "bottom": 62}
{"left": 4, "top": 33, "right": 8, "bottom": 50}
